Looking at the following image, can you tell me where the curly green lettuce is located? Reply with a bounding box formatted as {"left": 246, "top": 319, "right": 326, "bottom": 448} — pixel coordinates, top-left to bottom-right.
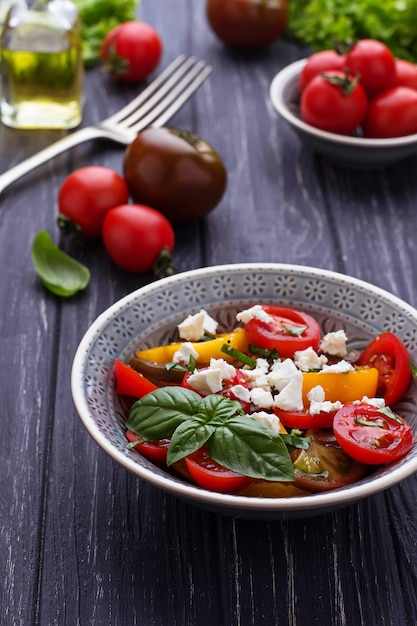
{"left": 288, "top": 0, "right": 417, "bottom": 61}
{"left": 73, "top": 0, "right": 139, "bottom": 65}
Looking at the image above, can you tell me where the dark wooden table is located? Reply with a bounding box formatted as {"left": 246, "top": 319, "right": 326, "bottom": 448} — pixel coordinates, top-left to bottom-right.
{"left": 2, "top": 2, "right": 417, "bottom": 625}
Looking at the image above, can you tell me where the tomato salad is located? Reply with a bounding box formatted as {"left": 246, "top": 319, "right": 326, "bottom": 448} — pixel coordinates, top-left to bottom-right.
{"left": 116, "top": 305, "right": 414, "bottom": 497}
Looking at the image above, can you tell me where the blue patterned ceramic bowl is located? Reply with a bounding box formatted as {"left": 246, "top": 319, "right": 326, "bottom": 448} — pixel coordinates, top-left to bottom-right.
{"left": 270, "top": 59, "right": 417, "bottom": 168}
{"left": 71, "top": 264, "right": 417, "bottom": 520}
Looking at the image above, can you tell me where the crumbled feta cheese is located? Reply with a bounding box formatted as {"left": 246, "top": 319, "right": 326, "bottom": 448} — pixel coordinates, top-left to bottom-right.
{"left": 294, "top": 347, "right": 328, "bottom": 372}
{"left": 309, "top": 400, "right": 343, "bottom": 415}
{"left": 236, "top": 304, "right": 273, "bottom": 325}
{"left": 250, "top": 387, "right": 275, "bottom": 409}
{"left": 172, "top": 342, "right": 199, "bottom": 365}
{"left": 209, "top": 358, "right": 236, "bottom": 381}
{"left": 241, "top": 358, "right": 271, "bottom": 390}
{"left": 248, "top": 411, "right": 281, "bottom": 434}
{"left": 177, "top": 309, "right": 218, "bottom": 341}
{"left": 187, "top": 368, "right": 223, "bottom": 395}
{"left": 307, "top": 385, "right": 325, "bottom": 403}
{"left": 354, "top": 396, "right": 386, "bottom": 408}
{"left": 319, "top": 330, "right": 348, "bottom": 357}
{"left": 320, "top": 360, "right": 355, "bottom": 373}
{"left": 267, "top": 358, "right": 299, "bottom": 391}
{"left": 273, "top": 371, "right": 304, "bottom": 411}
{"left": 229, "top": 384, "right": 251, "bottom": 403}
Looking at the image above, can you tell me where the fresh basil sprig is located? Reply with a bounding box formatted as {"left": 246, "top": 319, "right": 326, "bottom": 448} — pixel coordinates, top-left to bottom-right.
{"left": 126, "top": 387, "right": 310, "bottom": 481}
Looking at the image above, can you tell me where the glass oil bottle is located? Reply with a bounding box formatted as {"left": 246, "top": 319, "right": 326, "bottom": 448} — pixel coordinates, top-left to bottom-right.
{"left": 0, "top": 0, "right": 83, "bottom": 129}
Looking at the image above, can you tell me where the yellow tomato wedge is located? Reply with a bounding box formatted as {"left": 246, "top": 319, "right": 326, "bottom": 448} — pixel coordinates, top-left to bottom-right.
{"left": 135, "top": 327, "right": 248, "bottom": 365}
{"left": 302, "top": 366, "right": 379, "bottom": 405}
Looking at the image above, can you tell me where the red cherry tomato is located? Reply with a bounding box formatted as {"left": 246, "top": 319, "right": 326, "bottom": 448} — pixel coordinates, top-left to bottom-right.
{"left": 300, "top": 71, "right": 367, "bottom": 135}
{"left": 126, "top": 430, "right": 170, "bottom": 465}
{"left": 298, "top": 49, "right": 347, "bottom": 92}
{"left": 357, "top": 332, "right": 412, "bottom": 406}
{"left": 345, "top": 39, "right": 397, "bottom": 98}
{"left": 101, "top": 21, "right": 162, "bottom": 82}
{"left": 292, "top": 429, "right": 367, "bottom": 492}
{"left": 57, "top": 166, "right": 129, "bottom": 239}
{"left": 206, "top": 0, "right": 288, "bottom": 50}
{"left": 123, "top": 127, "right": 227, "bottom": 224}
{"left": 274, "top": 407, "right": 336, "bottom": 429}
{"left": 395, "top": 59, "right": 417, "bottom": 90}
{"left": 333, "top": 403, "right": 413, "bottom": 465}
{"left": 102, "top": 204, "right": 175, "bottom": 274}
{"left": 243, "top": 305, "right": 321, "bottom": 358}
{"left": 362, "top": 87, "right": 417, "bottom": 138}
{"left": 114, "top": 359, "right": 158, "bottom": 397}
{"left": 184, "top": 446, "right": 253, "bottom": 493}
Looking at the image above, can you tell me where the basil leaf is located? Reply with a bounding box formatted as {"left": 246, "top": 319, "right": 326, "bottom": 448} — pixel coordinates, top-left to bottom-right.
{"left": 167, "top": 417, "right": 215, "bottom": 465}
{"left": 209, "top": 416, "right": 295, "bottom": 481}
{"left": 280, "top": 433, "right": 312, "bottom": 453}
{"left": 31, "top": 230, "right": 90, "bottom": 297}
{"left": 378, "top": 406, "right": 403, "bottom": 424}
{"left": 199, "top": 394, "right": 245, "bottom": 423}
{"left": 126, "top": 386, "right": 201, "bottom": 439}
{"left": 221, "top": 343, "right": 256, "bottom": 368}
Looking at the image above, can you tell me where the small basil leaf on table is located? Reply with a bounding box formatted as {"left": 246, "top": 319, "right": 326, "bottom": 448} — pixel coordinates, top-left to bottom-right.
{"left": 31, "top": 231, "right": 90, "bottom": 297}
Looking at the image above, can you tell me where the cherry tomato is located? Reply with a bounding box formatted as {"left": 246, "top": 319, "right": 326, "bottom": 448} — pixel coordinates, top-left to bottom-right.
{"left": 298, "top": 49, "right": 347, "bottom": 92}
{"left": 57, "top": 166, "right": 129, "bottom": 239}
{"left": 300, "top": 70, "right": 367, "bottom": 135}
{"left": 395, "top": 59, "right": 417, "bottom": 91}
{"left": 100, "top": 21, "right": 162, "bottom": 82}
{"left": 102, "top": 204, "right": 175, "bottom": 274}
{"left": 274, "top": 406, "right": 336, "bottom": 429}
{"left": 357, "top": 332, "right": 413, "bottom": 406}
{"left": 333, "top": 403, "right": 413, "bottom": 465}
{"left": 345, "top": 39, "right": 397, "bottom": 98}
{"left": 292, "top": 429, "right": 367, "bottom": 492}
{"left": 206, "top": 0, "right": 288, "bottom": 49}
{"left": 184, "top": 446, "right": 253, "bottom": 493}
{"left": 123, "top": 127, "right": 227, "bottom": 224}
{"left": 126, "top": 430, "right": 170, "bottom": 465}
{"left": 243, "top": 305, "right": 321, "bottom": 358}
{"left": 114, "top": 359, "right": 158, "bottom": 397}
{"left": 362, "top": 87, "right": 417, "bottom": 138}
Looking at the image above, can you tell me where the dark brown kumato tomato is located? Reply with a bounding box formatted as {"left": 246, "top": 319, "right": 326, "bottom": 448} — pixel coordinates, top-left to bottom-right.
{"left": 123, "top": 127, "right": 227, "bottom": 223}
{"left": 206, "top": 0, "right": 288, "bottom": 49}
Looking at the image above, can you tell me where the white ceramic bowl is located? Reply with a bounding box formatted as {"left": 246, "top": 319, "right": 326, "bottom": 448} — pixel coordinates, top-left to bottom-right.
{"left": 270, "top": 59, "right": 417, "bottom": 168}
{"left": 71, "top": 263, "right": 417, "bottom": 520}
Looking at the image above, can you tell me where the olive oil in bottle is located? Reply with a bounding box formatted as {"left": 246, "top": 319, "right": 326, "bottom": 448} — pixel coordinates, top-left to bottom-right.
{"left": 0, "top": 0, "right": 83, "bottom": 129}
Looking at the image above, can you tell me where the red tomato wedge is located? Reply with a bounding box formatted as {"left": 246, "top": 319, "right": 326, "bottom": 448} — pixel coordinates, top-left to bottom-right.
{"left": 333, "top": 403, "right": 413, "bottom": 465}
{"left": 114, "top": 359, "right": 158, "bottom": 397}
{"left": 184, "top": 446, "right": 253, "bottom": 493}
{"left": 126, "top": 430, "right": 170, "bottom": 464}
{"left": 243, "top": 305, "right": 321, "bottom": 358}
{"left": 357, "top": 332, "right": 412, "bottom": 406}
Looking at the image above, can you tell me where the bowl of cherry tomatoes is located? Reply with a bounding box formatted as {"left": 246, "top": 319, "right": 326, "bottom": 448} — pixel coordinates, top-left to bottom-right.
{"left": 270, "top": 39, "right": 417, "bottom": 168}
{"left": 71, "top": 262, "right": 417, "bottom": 520}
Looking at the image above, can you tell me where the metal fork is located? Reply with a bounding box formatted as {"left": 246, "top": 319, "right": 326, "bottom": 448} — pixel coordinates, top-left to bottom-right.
{"left": 0, "top": 55, "right": 212, "bottom": 195}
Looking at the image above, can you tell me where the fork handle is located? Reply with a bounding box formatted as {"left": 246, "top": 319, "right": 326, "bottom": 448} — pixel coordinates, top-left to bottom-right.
{"left": 0, "top": 126, "right": 102, "bottom": 195}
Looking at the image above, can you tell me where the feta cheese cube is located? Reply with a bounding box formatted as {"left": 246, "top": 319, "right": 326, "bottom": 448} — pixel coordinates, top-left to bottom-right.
{"left": 273, "top": 371, "right": 304, "bottom": 412}
{"left": 177, "top": 309, "right": 218, "bottom": 341}
{"left": 320, "top": 360, "right": 354, "bottom": 373}
{"left": 294, "top": 347, "right": 328, "bottom": 371}
{"left": 309, "top": 400, "right": 343, "bottom": 415}
{"left": 250, "top": 387, "right": 275, "bottom": 409}
{"left": 319, "top": 330, "right": 348, "bottom": 357}
{"left": 229, "top": 384, "right": 251, "bottom": 403}
{"left": 209, "top": 358, "right": 236, "bottom": 381}
{"left": 307, "top": 385, "right": 325, "bottom": 403}
{"left": 236, "top": 305, "right": 273, "bottom": 325}
{"left": 267, "top": 358, "right": 299, "bottom": 391}
{"left": 187, "top": 368, "right": 223, "bottom": 395}
{"left": 248, "top": 411, "right": 281, "bottom": 434}
{"left": 173, "top": 342, "right": 199, "bottom": 365}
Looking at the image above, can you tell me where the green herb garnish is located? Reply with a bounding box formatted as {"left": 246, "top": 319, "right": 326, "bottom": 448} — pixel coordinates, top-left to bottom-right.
{"left": 31, "top": 231, "right": 90, "bottom": 297}
{"left": 221, "top": 344, "right": 257, "bottom": 368}
{"left": 248, "top": 344, "right": 280, "bottom": 360}
{"left": 126, "top": 387, "right": 310, "bottom": 481}
{"left": 282, "top": 323, "right": 307, "bottom": 337}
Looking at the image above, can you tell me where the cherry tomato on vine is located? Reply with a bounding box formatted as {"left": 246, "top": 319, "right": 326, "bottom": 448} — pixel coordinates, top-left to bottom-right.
{"left": 102, "top": 204, "right": 175, "bottom": 274}
{"left": 357, "top": 332, "right": 412, "bottom": 405}
{"left": 57, "top": 166, "right": 129, "bottom": 239}
{"left": 126, "top": 430, "right": 170, "bottom": 465}
{"left": 362, "top": 87, "right": 417, "bottom": 138}
{"left": 123, "top": 127, "right": 227, "bottom": 224}
{"left": 298, "top": 49, "right": 347, "bottom": 92}
{"left": 101, "top": 21, "right": 162, "bottom": 82}
{"left": 206, "top": 0, "right": 288, "bottom": 50}
{"left": 291, "top": 429, "right": 367, "bottom": 492}
{"left": 395, "top": 59, "right": 417, "bottom": 91}
{"left": 184, "top": 446, "right": 253, "bottom": 493}
{"left": 243, "top": 305, "right": 321, "bottom": 358}
{"left": 333, "top": 403, "right": 413, "bottom": 465}
{"left": 345, "top": 39, "right": 397, "bottom": 98}
{"left": 300, "top": 70, "right": 367, "bottom": 135}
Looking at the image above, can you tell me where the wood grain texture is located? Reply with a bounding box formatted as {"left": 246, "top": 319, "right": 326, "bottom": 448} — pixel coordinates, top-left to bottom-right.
{"left": 1, "top": 1, "right": 417, "bottom": 625}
